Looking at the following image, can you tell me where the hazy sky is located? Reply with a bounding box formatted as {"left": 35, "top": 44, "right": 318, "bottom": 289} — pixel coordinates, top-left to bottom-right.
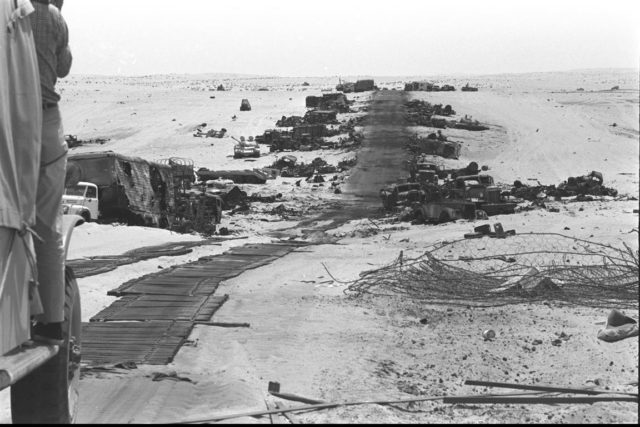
{"left": 62, "top": 0, "right": 640, "bottom": 77}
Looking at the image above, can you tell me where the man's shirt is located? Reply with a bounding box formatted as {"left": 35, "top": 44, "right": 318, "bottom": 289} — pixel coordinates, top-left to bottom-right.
{"left": 29, "top": 1, "right": 71, "bottom": 105}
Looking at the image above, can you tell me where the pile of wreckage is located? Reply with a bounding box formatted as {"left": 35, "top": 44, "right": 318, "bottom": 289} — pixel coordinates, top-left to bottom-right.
{"left": 406, "top": 132, "right": 462, "bottom": 159}
{"left": 510, "top": 171, "right": 618, "bottom": 201}
{"left": 192, "top": 123, "right": 227, "bottom": 138}
{"left": 65, "top": 134, "right": 110, "bottom": 148}
{"left": 461, "top": 83, "right": 479, "bottom": 92}
{"left": 264, "top": 155, "right": 346, "bottom": 178}
{"left": 405, "top": 100, "right": 490, "bottom": 131}
{"left": 454, "top": 115, "right": 490, "bottom": 131}
{"left": 253, "top": 93, "right": 365, "bottom": 153}
{"left": 404, "top": 81, "right": 456, "bottom": 92}
{"left": 380, "top": 158, "right": 516, "bottom": 223}
{"left": 335, "top": 79, "right": 376, "bottom": 93}
{"left": 305, "top": 93, "right": 351, "bottom": 113}
{"left": 405, "top": 100, "right": 455, "bottom": 128}
{"left": 381, "top": 163, "right": 620, "bottom": 225}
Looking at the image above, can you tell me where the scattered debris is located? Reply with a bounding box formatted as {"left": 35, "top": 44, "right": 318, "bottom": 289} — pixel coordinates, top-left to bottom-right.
{"left": 482, "top": 329, "right": 496, "bottom": 341}
{"left": 404, "top": 81, "right": 456, "bottom": 92}
{"left": 193, "top": 124, "right": 226, "bottom": 138}
{"left": 461, "top": 83, "right": 478, "bottom": 92}
{"left": 597, "top": 309, "right": 639, "bottom": 342}
{"left": 345, "top": 233, "right": 639, "bottom": 308}
{"left": 150, "top": 371, "right": 195, "bottom": 383}
{"left": 65, "top": 134, "right": 110, "bottom": 148}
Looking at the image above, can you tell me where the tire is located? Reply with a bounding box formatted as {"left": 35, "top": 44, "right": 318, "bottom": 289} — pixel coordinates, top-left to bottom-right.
{"left": 11, "top": 266, "right": 82, "bottom": 424}
{"left": 80, "top": 211, "right": 91, "bottom": 223}
{"left": 438, "top": 211, "right": 451, "bottom": 224}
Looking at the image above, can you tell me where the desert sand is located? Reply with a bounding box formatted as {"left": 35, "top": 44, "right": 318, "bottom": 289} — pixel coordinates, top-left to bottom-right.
{"left": 1, "top": 69, "right": 638, "bottom": 423}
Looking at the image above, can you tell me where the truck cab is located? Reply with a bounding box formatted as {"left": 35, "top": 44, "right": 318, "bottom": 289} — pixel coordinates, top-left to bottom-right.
{"left": 449, "top": 174, "right": 516, "bottom": 215}
{"left": 62, "top": 181, "right": 100, "bottom": 222}
{"left": 380, "top": 182, "right": 425, "bottom": 210}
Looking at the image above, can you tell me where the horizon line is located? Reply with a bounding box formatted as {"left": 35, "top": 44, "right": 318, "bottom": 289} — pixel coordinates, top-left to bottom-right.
{"left": 66, "top": 66, "right": 639, "bottom": 80}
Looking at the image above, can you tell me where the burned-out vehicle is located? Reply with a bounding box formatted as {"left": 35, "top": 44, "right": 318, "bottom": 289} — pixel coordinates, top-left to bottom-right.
{"left": 445, "top": 174, "right": 516, "bottom": 215}
{"left": 407, "top": 136, "right": 461, "bottom": 159}
{"left": 410, "top": 157, "right": 446, "bottom": 185}
{"left": 64, "top": 151, "right": 174, "bottom": 227}
{"left": 305, "top": 93, "right": 350, "bottom": 112}
{"left": 380, "top": 182, "right": 425, "bottom": 210}
{"left": 304, "top": 110, "right": 338, "bottom": 125}
{"left": 558, "top": 171, "right": 614, "bottom": 196}
{"left": 454, "top": 116, "right": 489, "bottom": 131}
{"left": 354, "top": 79, "right": 375, "bottom": 92}
{"left": 461, "top": 83, "right": 478, "bottom": 92}
{"left": 413, "top": 199, "right": 478, "bottom": 224}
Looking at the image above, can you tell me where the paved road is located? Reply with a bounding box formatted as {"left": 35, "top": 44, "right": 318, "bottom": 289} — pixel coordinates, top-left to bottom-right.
{"left": 287, "top": 90, "right": 411, "bottom": 235}
{"left": 343, "top": 90, "right": 411, "bottom": 202}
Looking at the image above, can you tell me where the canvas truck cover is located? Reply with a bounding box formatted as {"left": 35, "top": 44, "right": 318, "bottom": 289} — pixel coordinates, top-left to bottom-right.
{"left": 0, "top": 0, "right": 41, "bottom": 230}
{"left": 1, "top": 0, "right": 41, "bottom": 354}
{"left": 66, "top": 151, "right": 175, "bottom": 226}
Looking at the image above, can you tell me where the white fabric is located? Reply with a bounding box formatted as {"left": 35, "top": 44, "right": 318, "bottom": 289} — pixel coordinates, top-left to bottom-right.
{"left": 0, "top": 0, "right": 42, "bottom": 230}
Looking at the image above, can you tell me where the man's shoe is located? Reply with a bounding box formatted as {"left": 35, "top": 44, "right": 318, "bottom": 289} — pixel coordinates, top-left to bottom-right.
{"left": 32, "top": 322, "right": 64, "bottom": 346}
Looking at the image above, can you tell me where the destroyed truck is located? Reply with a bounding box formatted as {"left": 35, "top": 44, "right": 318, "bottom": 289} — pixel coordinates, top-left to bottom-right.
{"left": 446, "top": 174, "right": 516, "bottom": 216}
{"left": 380, "top": 182, "right": 425, "bottom": 210}
{"left": 63, "top": 151, "right": 175, "bottom": 227}
{"left": 408, "top": 137, "right": 461, "bottom": 159}
{"left": 354, "top": 79, "right": 375, "bottom": 92}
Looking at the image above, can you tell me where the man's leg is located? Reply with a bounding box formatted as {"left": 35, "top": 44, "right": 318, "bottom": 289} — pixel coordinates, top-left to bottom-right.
{"left": 34, "top": 106, "right": 68, "bottom": 326}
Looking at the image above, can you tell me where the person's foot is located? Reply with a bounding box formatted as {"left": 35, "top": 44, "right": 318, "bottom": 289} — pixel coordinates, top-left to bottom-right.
{"left": 32, "top": 322, "right": 64, "bottom": 346}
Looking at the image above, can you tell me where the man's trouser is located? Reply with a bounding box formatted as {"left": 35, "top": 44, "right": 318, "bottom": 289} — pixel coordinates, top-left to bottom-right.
{"left": 34, "top": 105, "right": 67, "bottom": 323}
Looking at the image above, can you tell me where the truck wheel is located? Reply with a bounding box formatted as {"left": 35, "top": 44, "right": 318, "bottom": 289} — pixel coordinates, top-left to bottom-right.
{"left": 438, "top": 211, "right": 451, "bottom": 224}
{"left": 11, "top": 266, "right": 82, "bottom": 424}
{"left": 81, "top": 211, "right": 91, "bottom": 223}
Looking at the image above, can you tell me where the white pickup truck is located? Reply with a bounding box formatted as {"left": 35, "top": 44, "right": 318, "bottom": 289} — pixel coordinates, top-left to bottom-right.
{"left": 62, "top": 181, "right": 100, "bottom": 222}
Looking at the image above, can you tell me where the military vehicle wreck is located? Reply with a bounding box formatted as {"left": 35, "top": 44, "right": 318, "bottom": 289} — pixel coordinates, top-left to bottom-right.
{"left": 64, "top": 153, "right": 224, "bottom": 234}
{"left": 443, "top": 174, "right": 517, "bottom": 216}
{"left": 404, "top": 81, "right": 456, "bottom": 92}
{"left": 196, "top": 168, "right": 269, "bottom": 184}
{"left": 380, "top": 182, "right": 425, "bottom": 210}
{"left": 510, "top": 171, "right": 618, "bottom": 200}
{"left": 454, "top": 116, "right": 489, "bottom": 131}
{"left": 354, "top": 79, "right": 375, "bottom": 92}
{"left": 65, "top": 151, "right": 175, "bottom": 227}
{"left": 406, "top": 135, "right": 462, "bottom": 159}
{"left": 305, "top": 93, "right": 351, "bottom": 112}
{"left": 335, "top": 81, "right": 355, "bottom": 93}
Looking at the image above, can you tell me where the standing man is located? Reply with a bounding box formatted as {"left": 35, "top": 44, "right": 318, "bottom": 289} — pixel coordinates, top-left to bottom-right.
{"left": 29, "top": 0, "right": 72, "bottom": 343}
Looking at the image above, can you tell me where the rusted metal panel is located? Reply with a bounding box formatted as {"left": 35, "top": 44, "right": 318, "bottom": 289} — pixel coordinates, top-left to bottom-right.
{"left": 81, "top": 321, "right": 193, "bottom": 365}
{"left": 90, "top": 294, "right": 226, "bottom": 322}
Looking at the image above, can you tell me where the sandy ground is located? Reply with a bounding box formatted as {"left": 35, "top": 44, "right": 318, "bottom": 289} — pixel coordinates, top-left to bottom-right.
{"left": 1, "top": 69, "right": 638, "bottom": 423}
